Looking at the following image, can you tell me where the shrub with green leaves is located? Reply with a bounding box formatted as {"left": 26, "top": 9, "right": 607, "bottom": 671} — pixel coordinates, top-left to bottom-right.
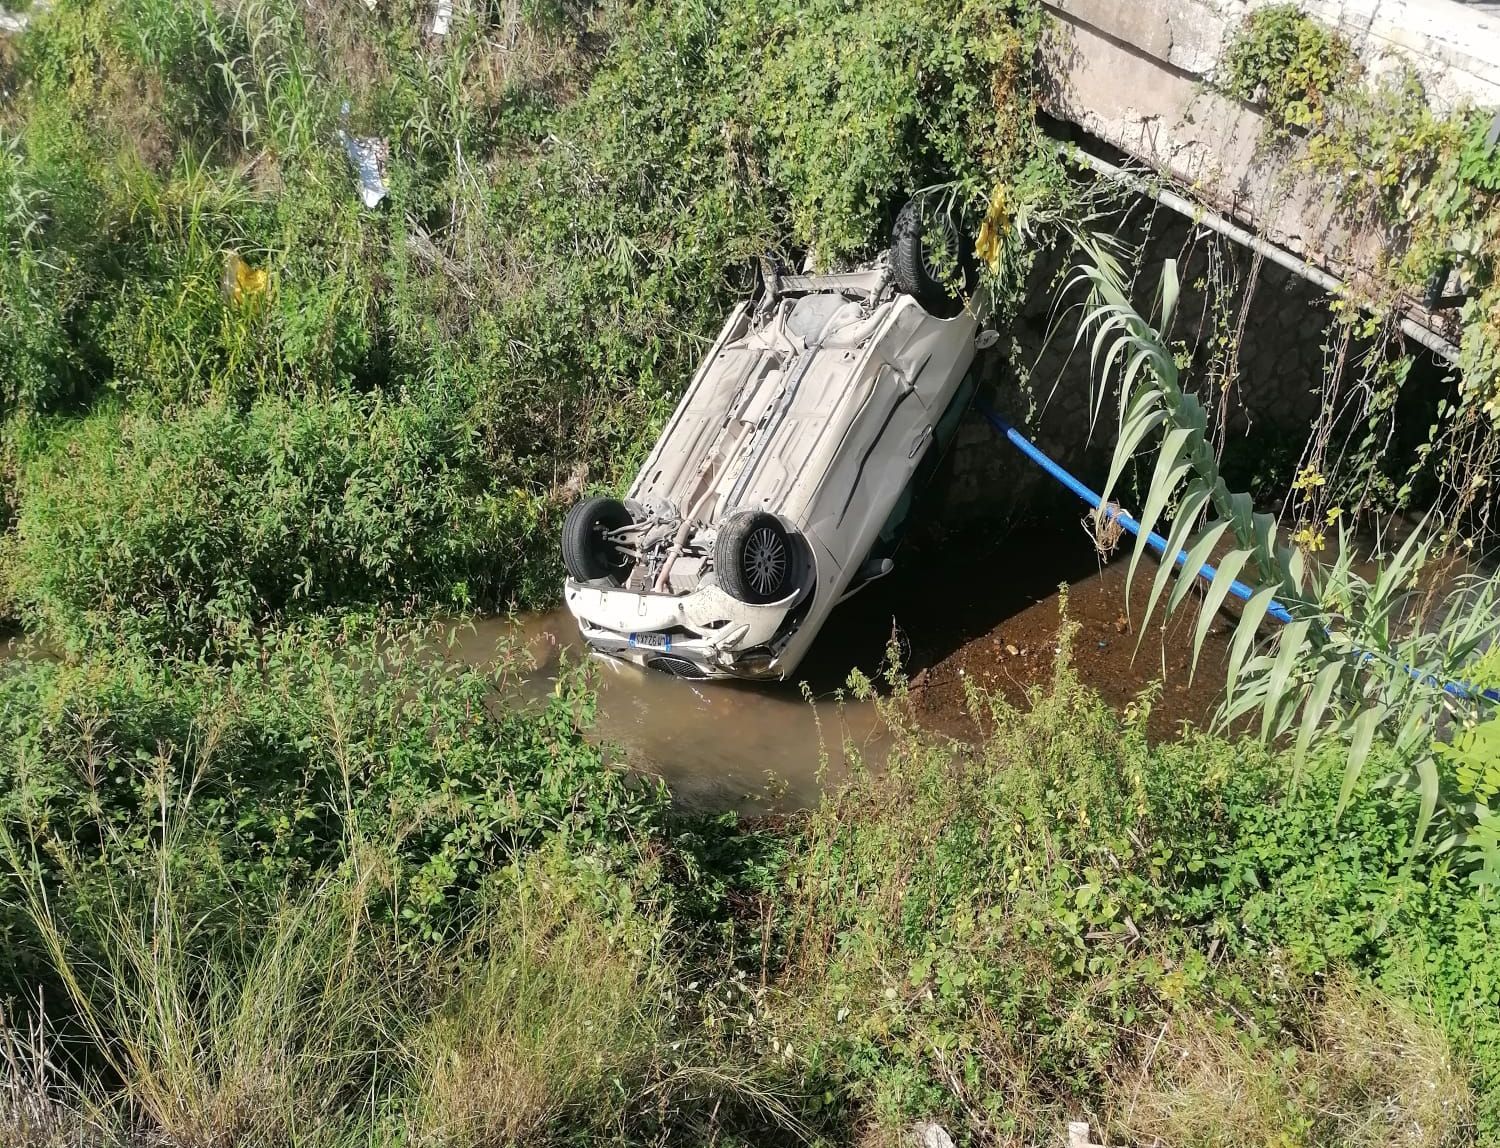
{"left": 774, "top": 643, "right": 1492, "bottom": 1143}
{"left": 5, "top": 393, "right": 558, "bottom": 650}
{"left": 1219, "top": 3, "right": 1358, "bottom": 135}
{"left": 0, "top": 617, "right": 665, "bottom": 952}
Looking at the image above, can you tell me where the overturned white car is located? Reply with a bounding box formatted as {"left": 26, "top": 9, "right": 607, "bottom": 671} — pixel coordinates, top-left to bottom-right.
{"left": 562, "top": 202, "right": 990, "bottom": 679}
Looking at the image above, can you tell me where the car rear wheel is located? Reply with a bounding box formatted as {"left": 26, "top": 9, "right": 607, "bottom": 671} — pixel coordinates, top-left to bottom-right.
{"left": 562, "top": 496, "right": 633, "bottom": 584}
{"left": 890, "top": 199, "right": 974, "bottom": 318}
{"left": 716, "top": 511, "right": 796, "bottom": 604}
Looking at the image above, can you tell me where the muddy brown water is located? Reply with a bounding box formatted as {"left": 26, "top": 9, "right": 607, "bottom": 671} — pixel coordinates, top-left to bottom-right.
{"left": 445, "top": 527, "right": 1234, "bottom": 813}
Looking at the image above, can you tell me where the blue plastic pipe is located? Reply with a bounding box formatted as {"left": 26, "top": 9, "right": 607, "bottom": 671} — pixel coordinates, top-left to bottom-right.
{"left": 977, "top": 404, "right": 1297, "bottom": 623}
{"left": 977, "top": 403, "right": 1500, "bottom": 704}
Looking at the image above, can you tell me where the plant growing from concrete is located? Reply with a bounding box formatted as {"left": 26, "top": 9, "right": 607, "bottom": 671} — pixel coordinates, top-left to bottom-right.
{"left": 1219, "top": 3, "right": 1359, "bottom": 137}
{"left": 1218, "top": 6, "right": 1500, "bottom": 542}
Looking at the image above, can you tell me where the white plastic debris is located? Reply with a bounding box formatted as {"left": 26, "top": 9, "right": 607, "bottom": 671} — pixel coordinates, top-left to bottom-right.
{"left": 337, "top": 102, "right": 389, "bottom": 209}
{"left": 911, "top": 1122, "right": 955, "bottom": 1148}
{"left": 0, "top": 0, "right": 44, "bottom": 35}
{"left": 428, "top": 0, "right": 453, "bottom": 36}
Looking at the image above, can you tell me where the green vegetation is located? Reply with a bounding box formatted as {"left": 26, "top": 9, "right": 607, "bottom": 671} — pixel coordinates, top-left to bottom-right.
{"left": 1220, "top": 4, "right": 1500, "bottom": 527}
{"left": 1220, "top": 3, "right": 1358, "bottom": 136}
{"left": 2, "top": 630, "right": 1494, "bottom": 1144}
{"left": 782, "top": 647, "right": 1491, "bottom": 1144}
{"left": 3, "top": 0, "right": 1500, "bottom": 1143}
{"left": 4, "top": 398, "right": 552, "bottom": 651}
{"left": 0, "top": 622, "right": 662, "bottom": 945}
{"left": 0, "top": 0, "right": 1049, "bottom": 646}
{"left": 1070, "top": 242, "right": 1500, "bottom": 872}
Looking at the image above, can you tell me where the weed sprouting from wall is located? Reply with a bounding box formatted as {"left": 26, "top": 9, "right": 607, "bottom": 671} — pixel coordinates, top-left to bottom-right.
{"left": 1217, "top": 4, "right": 1500, "bottom": 541}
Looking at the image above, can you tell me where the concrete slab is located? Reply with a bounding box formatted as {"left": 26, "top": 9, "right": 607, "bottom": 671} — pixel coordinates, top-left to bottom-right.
{"left": 1037, "top": 0, "right": 1496, "bottom": 352}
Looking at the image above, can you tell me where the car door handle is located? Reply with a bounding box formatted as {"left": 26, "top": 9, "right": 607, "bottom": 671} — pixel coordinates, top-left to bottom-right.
{"left": 908, "top": 425, "right": 933, "bottom": 459}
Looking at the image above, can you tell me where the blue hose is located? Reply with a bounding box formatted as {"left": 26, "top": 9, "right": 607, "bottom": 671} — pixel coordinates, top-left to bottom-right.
{"left": 976, "top": 403, "right": 1500, "bottom": 704}
{"left": 977, "top": 405, "right": 1296, "bottom": 623}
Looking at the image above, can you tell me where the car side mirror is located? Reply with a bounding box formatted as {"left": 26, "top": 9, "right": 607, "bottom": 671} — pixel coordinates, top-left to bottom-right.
{"left": 975, "top": 329, "right": 1000, "bottom": 351}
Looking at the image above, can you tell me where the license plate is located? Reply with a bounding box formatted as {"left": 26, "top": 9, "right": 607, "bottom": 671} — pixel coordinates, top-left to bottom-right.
{"left": 628, "top": 631, "right": 672, "bottom": 651}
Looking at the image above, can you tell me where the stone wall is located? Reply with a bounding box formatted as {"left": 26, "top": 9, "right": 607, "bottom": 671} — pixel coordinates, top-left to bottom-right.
{"left": 935, "top": 204, "right": 1339, "bottom": 527}
{"left": 1037, "top": 0, "right": 1500, "bottom": 356}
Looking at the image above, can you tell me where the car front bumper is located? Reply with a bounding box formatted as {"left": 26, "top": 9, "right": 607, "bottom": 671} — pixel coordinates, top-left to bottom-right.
{"left": 563, "top": 579, "right": 799, "bottom": 679}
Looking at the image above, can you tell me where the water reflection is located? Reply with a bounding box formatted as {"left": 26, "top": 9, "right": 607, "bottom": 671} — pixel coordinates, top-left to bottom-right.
{"left": 442, "top": 610, "right": 886, "bottom": 814}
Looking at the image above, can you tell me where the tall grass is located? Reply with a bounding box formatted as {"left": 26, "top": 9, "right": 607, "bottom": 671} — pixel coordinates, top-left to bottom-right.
{"left": 409, "top": 863, "right": 679, "bottom": 1145}
{"left": 2, "top": 831, "right": 804, "bottom": 1147}
{"left": 16, "top": 853, "right": 402, "bottom": 1146}
{"left": 1125, "top": 975, "right": 1470, "bottom": 1148}
{"left": 0, "top": 1004, "right": 119, "bottom": 1148}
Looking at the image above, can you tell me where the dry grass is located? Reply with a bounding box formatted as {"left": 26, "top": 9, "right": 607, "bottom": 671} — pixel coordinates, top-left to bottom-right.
{"left": 0, "top": 1004, "right": 131, "bottom": 1148}
{"left": 290, "top": 0, "right": 590, "bottom": 117}
{"left": 409, "top": 867, "right": 672, "bottom": 1146}
{"left": 5, "top": 836, "right": 797, "bottom": 1148}
{"left": 11, "top": 834, "right": 403, "bottom": 1148}
{"left": 1122, "top": 974, "right": 1473, "bottom": 1148}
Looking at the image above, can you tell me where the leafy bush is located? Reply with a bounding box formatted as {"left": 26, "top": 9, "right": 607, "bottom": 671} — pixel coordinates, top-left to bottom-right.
{"left": 769, "top": 636, "right": 1489, "bottom": 1143}
{"left": 1220, "top": 3, "right": 1358, "bottom": 135}
{"left": 6, "top": 394, "right": 557, "bottom": 650}
{"left": 0, "top": 617, "right": 665, "bottom": 949}
{"left": 1204, "top": 739, "right": 1500, "bottom": 1140}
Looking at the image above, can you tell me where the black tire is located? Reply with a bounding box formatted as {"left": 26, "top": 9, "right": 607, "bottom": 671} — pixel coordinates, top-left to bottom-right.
{"left": 715, "top": 511, "right": 796, "bottom": 604}
{"left": 562, "top": 496, "right": 633, "bottom": 583}
{"left": 890, "top": 199, "right": 974, "bottom": 318}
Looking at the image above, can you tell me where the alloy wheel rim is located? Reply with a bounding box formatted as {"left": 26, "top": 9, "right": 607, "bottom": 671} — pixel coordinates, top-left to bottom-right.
{"left": 745, "top": 527, "right": 788, "bottom": 596}
{"left": 920, "top": 210, "right": 961, "bottom": 285}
